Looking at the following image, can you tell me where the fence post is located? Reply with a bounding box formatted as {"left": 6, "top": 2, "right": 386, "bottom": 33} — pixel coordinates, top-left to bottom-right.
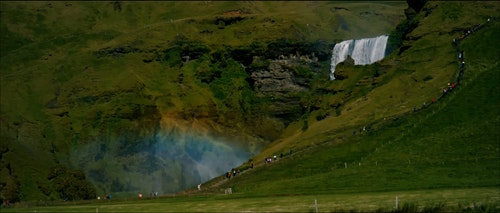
{"left": 395, "top": 196, "right": 398, "bottom": 209}
{"left": 314, "top": 199, "right": 318, "bottom": 213}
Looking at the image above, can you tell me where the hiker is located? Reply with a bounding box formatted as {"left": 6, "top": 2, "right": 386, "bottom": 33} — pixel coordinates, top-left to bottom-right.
{"left": 452, "top": 38, "right": 457, "bottom": 46}
{"left": 458, "top": 72, "right": 464, "bottom": 83}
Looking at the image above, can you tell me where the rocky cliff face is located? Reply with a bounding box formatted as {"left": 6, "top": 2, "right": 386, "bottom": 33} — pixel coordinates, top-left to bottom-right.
{"left": 249, "top": 54, "right": 322, "bottom": 125}
{"left": 251, "top": 59, "right": 309, "bottom": 95}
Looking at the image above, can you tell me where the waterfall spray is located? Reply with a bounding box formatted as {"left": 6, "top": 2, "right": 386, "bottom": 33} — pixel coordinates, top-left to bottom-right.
{"left": 70, "top": 126, "right": 251, "bottom": 196}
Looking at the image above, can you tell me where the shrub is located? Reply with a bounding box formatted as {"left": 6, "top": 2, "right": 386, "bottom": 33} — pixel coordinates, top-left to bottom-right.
{"left": 48, "top": 165, "right": 96, "bottom": 201}
{"left": 230, "top": 41, "right": 267, "bottom": 66}
{"left": 2, "top": 176, "right": 21, "bottom": 203}
{"left": 157, "top": 35, "right": 211, "bottom": 67}
{"left": 316, "top": 110, "right": 329, "bottom": 121}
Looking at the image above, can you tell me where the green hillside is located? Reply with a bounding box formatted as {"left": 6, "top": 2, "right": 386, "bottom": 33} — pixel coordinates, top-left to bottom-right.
{"left": 1, "top": 1, "right": 499, "bottom": 211}
{"left": 0, "top": 1, "right": 407, "bottom": 202}
{"left": 200, "top": 0, "right": 500, "bottom": 204}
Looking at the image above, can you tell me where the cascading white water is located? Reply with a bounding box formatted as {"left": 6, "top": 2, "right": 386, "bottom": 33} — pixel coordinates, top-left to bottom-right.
{"left": 330, "top": 35, "right": 389, "bottom": 80}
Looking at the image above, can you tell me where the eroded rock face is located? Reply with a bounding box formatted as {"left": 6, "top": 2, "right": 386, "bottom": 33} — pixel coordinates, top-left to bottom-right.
{"left": 249, "top": 56, "right": 318, "bottom": 125}
{"left": 251, "top": 60, "right": 308, "bottom": 96}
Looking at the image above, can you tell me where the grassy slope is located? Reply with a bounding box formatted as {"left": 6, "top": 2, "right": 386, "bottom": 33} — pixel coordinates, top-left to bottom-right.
{"left": 252, "top": 1, "right": 499, "bottom": 165}
{"left": 209, "top": 1, "right": 500, "bottom": 197}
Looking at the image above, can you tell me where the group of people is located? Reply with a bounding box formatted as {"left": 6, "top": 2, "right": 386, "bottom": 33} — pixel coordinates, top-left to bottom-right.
{"left": 353, "top": 126, "right": 370, "bottom": 136}
{"left": 421, "top": 16, "right": 494, "bottom": 111}
{"left": 137, "top": 191, "right": 159, "bottom": 199}
{"left": 96, "top": 194, "right": 112, "bottom": 200}
{"left": 264, "top": 149, "right": 294, "bottom": 164}
{"left": 442, "top": 81, "right": 457, "bottom": 96}
{"left": 363, "top": 17, "right": 495, "bottom": 137}
{"left": 224, "top": 149, "right": 294, "bottom": 182}
{"left": 264, "top": 156, "right": 276, "bottom": 163}
{"left": 454, "top": 17, "right": 492, "bottom": 41}
{"left": 225, "top": 168, "right": 241, "bottom": 179}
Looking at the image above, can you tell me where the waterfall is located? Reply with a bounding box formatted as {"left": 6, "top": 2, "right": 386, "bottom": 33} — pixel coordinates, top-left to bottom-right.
{"left": 330, "top": 35, "right": 389, "bottom": 80}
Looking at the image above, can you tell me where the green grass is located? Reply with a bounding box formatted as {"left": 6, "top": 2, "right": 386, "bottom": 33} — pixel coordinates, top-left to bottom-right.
{"left": 4, "top": 188, "right": 498, "bottom": 212}
{"left": 252, "top": 1, "right": 500, "bottom": 164}
{"left": 1, "top": 1, "right": 500, "bottom": 211}
{"left": 0, "top": 1, "right": 408, "bottom": 200}
{"left": 212, "top": 17, "right": 500, "bottom": 197}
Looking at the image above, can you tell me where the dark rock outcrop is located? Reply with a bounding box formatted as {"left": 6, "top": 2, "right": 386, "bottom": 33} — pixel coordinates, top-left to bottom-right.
{"left": 333, "top": 55, "right": 355, "bottom": 80}
{"left": 250, "top": 56, "right": 319, "bottom": 124}
{"left": 251, "top": 60, "right": 308, "bottom": 96}
{"left": 407, "top": 0, "right": 428, "bottom": 13}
